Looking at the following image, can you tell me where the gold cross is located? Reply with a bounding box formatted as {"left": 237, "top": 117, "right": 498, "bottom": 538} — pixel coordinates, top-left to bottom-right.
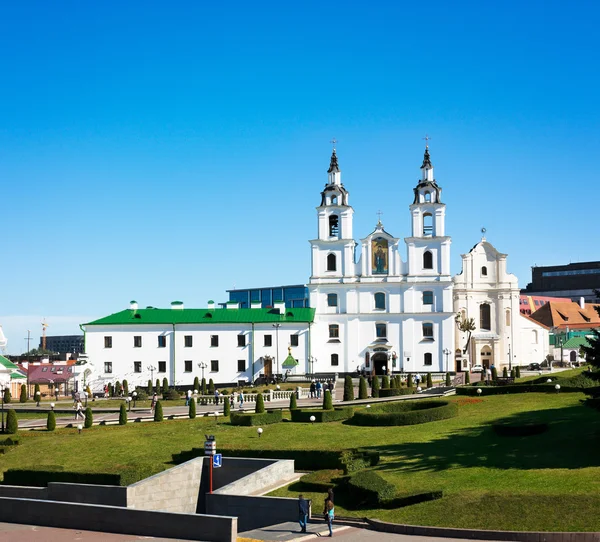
{"left": 330, "top": 138, "right": 338, "bottom": 150}
{"left": 377, "top": 210, "right": 383, "bottom": 222}
{"left": 422, "top": 134, "right": 431, "bottom": 147}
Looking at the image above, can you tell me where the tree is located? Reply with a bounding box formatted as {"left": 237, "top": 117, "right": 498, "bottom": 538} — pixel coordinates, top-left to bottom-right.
{"left": 115, "top": 381, "right": 122, "bottom": 397}
{"left": 208, "top": 379, "right": 215, "bottom": 395}
{"left": 445, "top": 373, "right": 450, "bottom": 386}
{"left": 193, "top": 376, "right": 200, "bottom": 392}
{"left": 34, "top": 383, "right": 40, "bottom": 402}
{"left": 582, "top": 293, "right": 600, "bottom": 368}
{"left": 154, "top": 400, "right": 164, "bottom": 422}
{"left": 255, "top": 393, "right": 265, "bottom": 414}
{"left": 201, "top": 377, "right": 207, "bottom": 395}
{"left": 6, "top": 409, "right": 18, "bottom": 434}
{"left": 510, "top": 368, "right": 516, "bottom": 379}
{"left": 155, "top": 378, "right": 161, "bottom": 393}
{"left": 47, "top": 410, "right": 56, "bottom": 431}
{"left": 19, "top": 384, "right": 27, "bottom": 403}
{"left": 162, "top": 378, "right": 169, "bottom": 395}
{"left": 465, "top": 371, "right": 471, "bottom": 384}
{"left": 407, "top": 374, "right": 413, "bottom": 388}
{"left": 455, "top": 312, "right": 476, "bottom": 355}
{"left": 428, "top": 373, "right": 434, "bottom": 388}
{"left": 84, "top": 407, "right": 93, "bottom": 428}
{"left": 119, "top": 403, "right": 127, "bottom": 425}
{"left": 343, "top": 375, "right": 354, "bottom": 401}
{"left": 189, "top": 397, "right": 196, "bottom": 419}
{"left": 223, "top": 396, "right": 230, "bottom": 417}
{"left": 371, "top": 375, "right": 380, "bottom": 397}
{"left": 122, "top": 379, "right": 129, "bottom": 396}
{"left": 108, "top": 383, "right": 114, "bottom": 397}
{"left": 515, "top": 366, "right": 521, "bottom": 378}
{"left": 382, "top": 375, "right": 390, "bottom": 389}
{"left": 359, "top": 377, "right": 368, "bottom": 399}
{"left": 492, "top": 366, "right": 498, "bottom": 381}
{"left": 289, "top": 393, "right": 298, "bottom": 410}
{"left": 3, "top": 388, "right": 11, "bottom": 404}
{"left": 147, "top": 380, "right": 153, "bottom": 395}
{"left": 502, "top": 367, "right": 508, "bottom": 378}
{"left": 323, "top": 389, "right": 333, "bottom": 410}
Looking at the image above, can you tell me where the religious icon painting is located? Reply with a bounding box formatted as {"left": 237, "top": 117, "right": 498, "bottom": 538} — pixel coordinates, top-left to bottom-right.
{"left": 371, "top": 237, "right": 388, "bottom": 275}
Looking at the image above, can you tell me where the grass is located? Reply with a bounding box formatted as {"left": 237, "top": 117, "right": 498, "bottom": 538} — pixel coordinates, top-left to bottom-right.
{"left": 2, "top": 391, "right": 600, "bottom": 531}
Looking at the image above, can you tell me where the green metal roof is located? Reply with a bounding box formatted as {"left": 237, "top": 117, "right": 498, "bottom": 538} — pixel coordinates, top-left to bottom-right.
{"left": 84, "top": 307, "right": 315, "bottom": 326}
{"left": 282, "top": 353, "right": 299, "bottom": 368}
{"left": 0, "top": 355, "right": 18, "bottom": 370}
{"left": 10, "top": 371, "right": 26, "bottom": 380}
{"left": 562, "top": 336, "right": 591, "bottom": 349}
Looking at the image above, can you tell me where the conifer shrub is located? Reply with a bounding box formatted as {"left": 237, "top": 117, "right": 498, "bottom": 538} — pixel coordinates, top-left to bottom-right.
{"left": 510, "top": 368, "right": 516, "bottom": 379}
{"left": 371, "top": 375, "right": 380, "bottom": 398}
{"left": 193, "top": 376, "right": 200, "bottom": 392}
{"left": 289, "top": 393, "right": 298, "bottom": 410}
{"left": 515, "top": 366, "right": 521, "bottom": 378}
{"left": 208, "top": 379, "right": 215, "bottom": 394}
{"left": 428, "top": 373, "right": 434, "bottom": 388}
{"left": 115, "top": 381, "right": 122, "bottom": 397}
{"left": 492, "top": 366, "right": 498, "bottom": 381}
{"left": 108, "top": 383, "right": 114, "bottom": 397}
{"left": 119, "top": 403, "right": 127, "bottom": 425}
{"left": 201, "top": 377, "right": 207, "bottom": 395}
{"left": 162, "top": 378, "right": 169, "bottom": 395}
{"left": 122, "top": 379, "right": 129, "bottom": 395}
{"left": 19, "top": 384, "right": 27, "bottom": 403}
{"left": 223, "top": 396, "right": 231, "bottom": 417}
{"left": 503, "top": 367, "right": 509, "bottom": 378}
{"left": 3, "top": 388, "right": 11, "bottom": 404}
{"left": 155, "top": 379, "right": 161, "bottom": 393}
{"left": 6, "top": 409, "right": 18, "bottom": 434}
{"left": 147, "top": 380, "right": 153, "bottom": 395}
{"left": 255, "top": 393, "right": 265, "bottom": 413}
{"left": 323, "top": 389, "right": 333, "bottom": 410}
{"left": 343, "top": 375, "right": 354, "bottom": 401}
{"left": 382, "top": 375, "right": 390, "bottom": 389}
{"left": 359, "top": 377, "right": 368, "bottom": 399}
{"left": 154, "top": 400, "right": 164, "bottom": 421}
{"left": 189, "top": 397, "right": 196, "bottom": 419}
{"left": 445, "top": 373, "right": 451, "bottom": 386}
{"left": 84, "top": 407, "right": 93, "bottom": 428}
{"left": 46, "top": 411, "right": 56, "bottom": 431}
{"left": 407, "top": 374, "right": 413, "bottom": 388}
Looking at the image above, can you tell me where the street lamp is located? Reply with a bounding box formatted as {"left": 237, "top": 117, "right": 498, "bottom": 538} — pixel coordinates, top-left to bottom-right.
{"left": 257, "top": 427, "right": 263, "bottom": 438}
{"left": 36, "top": 390, "right": 41, "bottom": 407}
{"left": 309, "top": 356, "right": 317, "bottom": 375}
{"left": 1, "top": 384, "right": 5, "bottom": 433}
{"left": 50, "top": 402, "right": 55, "bottom": 411}
{"left": 198, "top": 362, "right": 207, "bottom": 381}
{"left": 272, "top": 324, "right": 281, "bottom": 378}
{"left": 148, "top": 365, "right": 156, "bottom": 384}
{"left": 127, "top": 397, "right": 132, "bottom": 411}
{"left": 507, "top": 338, "right": 512, "bottom": 371}
{"left": 132, "top": 391, "right": 138, "bottom": 407}
{"left": 443, "top": 348, "right": 451, "bottom": 372}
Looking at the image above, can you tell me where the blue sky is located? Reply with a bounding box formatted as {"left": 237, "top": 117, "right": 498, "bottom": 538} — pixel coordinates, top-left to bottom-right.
{"left": 1, "top": 1, "right": 598, "bottom": 354}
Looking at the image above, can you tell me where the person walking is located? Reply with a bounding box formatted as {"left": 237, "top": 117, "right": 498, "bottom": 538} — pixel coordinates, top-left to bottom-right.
{"left": 185, "top": 389, "right": 192, "bottom": 406}
{"left": 214, "top": 389, "right": 220, "bottom": 405}
{"left": 316, "top": 381, "right": 322, "bottom": 399}
{"left": 238, "top": 390, "right": 244, "bottom": 409}
{"left": 74, "top": 400, "right": 83, "bottom": 420}
{"left": 298, "top": 494, "right": 310, "bottom": 533}
{"left": 150, "top": 392, "right": 158, "bottom": 414}
{"left": 310, "top": 380, "right": 316, "bottom": 398}
{"left": 323, "top": 492, "right": 334, "bottom": 537}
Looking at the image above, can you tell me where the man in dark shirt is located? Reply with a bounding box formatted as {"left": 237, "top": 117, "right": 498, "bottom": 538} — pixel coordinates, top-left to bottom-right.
{"left": 298, "top": 494, "right": 310, "bottom": 533}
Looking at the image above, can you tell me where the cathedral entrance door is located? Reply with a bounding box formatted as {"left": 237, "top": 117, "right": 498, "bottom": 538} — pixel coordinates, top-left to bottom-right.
{"left": 263, "top": 357, "right": 272, "bottom": 377}
{"left": 372, "top": 353, "right": 388, "bottom": 375}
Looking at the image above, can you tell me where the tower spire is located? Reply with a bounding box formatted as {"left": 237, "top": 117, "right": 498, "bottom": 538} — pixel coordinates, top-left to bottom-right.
{"left": 327, "top": 139, "right": 340, "bottom": 174}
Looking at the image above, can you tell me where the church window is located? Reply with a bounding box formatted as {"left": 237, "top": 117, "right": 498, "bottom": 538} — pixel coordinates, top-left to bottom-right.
{"left": 237, "top": 359, "right": 245, "bottom": 371}
{"left": 422, "top": 323, "right": 434, "bottom": 340}
{"left": 329, "top": 324, "right": 339, "bottom": 339}
{"left": 329, "top": 215, "right": 339, "bottom": 237}
{"left": 327, "top": 293, "right": 338, "bottom": 307}
{"left": 480, "top": 303, "right": 491, "bottom": 330}
{"left": 158, "top": 361, "right": 166, "bottom": 373}
{"left": 327, "top": 253, "right": 337, "bottom": 271}
{"left": 505, "top": 310, "right": 511, "bottom": 326}
{"left": 133, "top": 336, "right": 142, "bottom": 347}
{"left": 424, "top": 191, "right": 431, "bottom": 202}
{"left": 290, "top": 334, "right": 299, "bottom": 347}
{"left": 158, "top": 336, "right": 166, "bottom": 348}
{"left": 482, "top": 266, "right": 488, "bottom": 276}
{"left": 104, "top": 362, "right": 113, "bottom": 373}
{"left": 331, "top": 195, "right": 337, "bottom": 205}
{"left": 374, "top": 292, "right": 386, "bottom": 310}
{"left": 375, "top": 323, "right": 387, "bottom": 338}
{"left": 331, "top": 353, "right": 339, "bottom": 366}
{"left": 210, "top": 360, "right": 219, "bottom": 372}
{"left": 423, "top": 213, "right": 433, "bottom": 236}
{"left": 423, "top": 251, "right": 433, "bottom": 269}
{"left": 264, "top": 335, "right": 272, "bottom": 347}
{"left": 237, "top": 334, "right": 246, "bottom": 347}
{"left": 424, "top": 353, "right": 433, "bottom": 366}
{"left": 184, "top": 360, "right": 192, "bottom": 372}
{"left": 210, "top": 335, "right": 219, "bottom": 347}
{"left": 104, "top": 336, "right": 112, "bottom": 348}
{"left": 134, "top": 361, "right": 142, "bottom": 373}
{"left": 423, "top": 291, "right": 433, "bottom": 305}
{"left": 185, "top": 335, "right": 193, "bottom": 347}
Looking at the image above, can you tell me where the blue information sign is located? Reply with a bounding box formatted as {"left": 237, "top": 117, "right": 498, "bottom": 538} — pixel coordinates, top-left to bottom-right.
{"left": 212, "top": 453, "right": 222, "bottom": 468}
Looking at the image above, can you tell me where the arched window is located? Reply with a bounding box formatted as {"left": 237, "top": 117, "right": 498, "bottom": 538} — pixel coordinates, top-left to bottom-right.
{"left": 424, "top": 353, "right": 432, "bottom": 365}
{"left": 374, "top": 292, "right": 385, "bottom": 310}
{"left": 505, "top": 310, "right": 511, "bottom": 326}
{"left": 424, "top": 191, "right": 431, "bottom": 202}
{"left": 423, "top": 291, "right": 433, "bottom": 305}
{"left": 327, "top": 293, "right": 338, "bottom": 307}
{"left": 331, "top": 195, "right": 337, "bottom": 205}
{"left": 480, "top": 303, "right": 491, "bottom": 330}
{"left": 327, "top": 253, "right": 336, "bottom": 271}
{"left": 331, "top": 353, "right": 339, "bottom": 366}
{"left": 423, "top": 251, "right": 433, "bottom": 269}
{"left": 422, "top": 322, "right": 433, "bottom": 339}
{"left": 329, "top": 215, "right": 339, "bottom": 237}
{"left": 481, "top": 266, "right": 487, "bottom": 276}
{"left": 423, "top": 213, "right": 433, "bottom": 236}
{"left": 570, "top": 351, "right": 577, "bottom": 363}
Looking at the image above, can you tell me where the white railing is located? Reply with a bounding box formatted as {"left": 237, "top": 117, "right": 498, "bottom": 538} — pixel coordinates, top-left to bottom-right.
{"left": 194, "top": 386, "right": 330, "bottom": 405}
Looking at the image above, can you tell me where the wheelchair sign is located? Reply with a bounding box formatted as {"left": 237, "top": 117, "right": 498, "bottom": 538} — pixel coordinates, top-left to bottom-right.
{"left": 212, "top": 453, "right": 222, "bottom": 468}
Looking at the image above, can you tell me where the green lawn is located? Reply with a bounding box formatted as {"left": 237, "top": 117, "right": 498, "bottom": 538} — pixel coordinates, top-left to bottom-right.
{"left": 2, "top": 391, "right": 600, "bottom": 531}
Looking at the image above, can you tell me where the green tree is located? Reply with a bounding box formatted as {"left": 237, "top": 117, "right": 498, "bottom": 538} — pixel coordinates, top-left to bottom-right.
{"left": 208, "top": 379, "right": 215, "bottom": 395}
{"left": 108, "top": 383, "right": 114, "bottom": 397}
{"left": 465, "top": 370, "right": 471, "bottom": 384}
{"left": 19, "top": 384, "right": 27, "bottom": 403}
{"left": 515, "top": 366, "right": 521, "bottom": 378}
{"left": 34, "top": 383, "right": 40, "bottom": 402}
{"left": 343, "top": 375, "right": 354, "bottom": 401}
{"left": 492, "top": 366, "right": 498, "bottom": 381}
{"left": 582, "top": 291, "right": 600, "bottom": 367}
{"left": 193, "top": 376, "right": 200, "bottom": 392}
{"left": 255, "top": 393, "right": 265, "bottom": 414}
{"left": 323, "top": 389, "right": 333, "bottom": 410}
{"left": 289, "top": 392, "right": 298, "bottom": 410}
{"left": 119, "top": 403, "right": 127, "bottom": 425}
{"left": 359, "top": 377, "right": 368, "bottom": 399}
{"left": 122, "top": 379, "right": 129, "bottom": 396}
{"left": 3, "top": 388, "right": 11, "bottom": 404}
{"left": 429, "top": 373, "right": 435, "bottom": 388}
{"left": 371, "top": 375, "right": 380, "bottom": 397}
{"left": 407, "top": 374, "right": 413, "bottom": 388}
{"left": 223, "top": 396, "right": 230, "bottom": 417}
{"left": 444, "top": 373, "right": 450, "bottom": 386}
{"left": 502, "top": 367, "right": 508, "bottom": 378}
{"left": 201, "top": 377, "right": 207, "bottom": 395}
{"left": 154, "top": 400, "right": 164, "bottom": 422}
{"left": 115, "top": 381, "right": 122, "bottom": 397}
{"left": 6, "top": 409, "right": 18, "bottom": 434}
{"left": 382, "top": 375, "right": 390, "bottom": 389}
{"left": 147, "top": 380, "right": 153, "bottom": 395}
{"left": 155, "top": 378, "right": 161, "bottom": 393}
{"left": 84, "top": 407, "right": 93, "bottom": 428}
{"left": 162, "top": 378, "right": 169, "bottom": 395}
{"left": 510, "top": 368, "right": 516, "bottom": 379}
{"left": 189, "top": 397, "right": 196, "bottom": 419}
{"left": 46, "top": 410, "right": 56, "bottom": 431}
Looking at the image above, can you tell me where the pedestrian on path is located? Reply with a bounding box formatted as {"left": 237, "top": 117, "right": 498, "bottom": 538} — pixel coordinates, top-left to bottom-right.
{"left": 74, "top": 400, "right": 83, "bottom": 420}
{"left": 310, "top": 380, "right": 316, "bottom": 398}
{"left": 323, "top": 490, "right": 334, "bottom": 537}
{"left": 298, "top": 494, "right": 309, "bottom": 533}
{"left": 185, "top": 389, "right": 192, "bottom": 406}
{"left": 150, "top": 392, "right": 158, "bottom": 414}
{"left": 214, "top": 389, "right": 220, "bottom": 405}
{"left": 316, "top": 381, "right": 322, "bottom": 399}
{"left": 238, "top": 390, "right": 244, "bottom": 409}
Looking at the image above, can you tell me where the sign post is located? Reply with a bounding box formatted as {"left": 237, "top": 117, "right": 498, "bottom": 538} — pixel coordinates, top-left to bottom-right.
{"left": 204, "top": 435, "right": 216, "bottom": 494}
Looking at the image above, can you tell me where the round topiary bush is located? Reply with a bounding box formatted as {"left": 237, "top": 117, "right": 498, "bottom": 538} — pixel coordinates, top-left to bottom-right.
{"left": 255, "top": 393, "right": 265, "bottom": 414}
{"left": 47, "top": 411, "right": 56, "bottom": 431}
{"left": 350, "top": 400, "right": 458, "bottom": 426}
{"left": 6, "top": 409, "right": 18, "bottom": 434}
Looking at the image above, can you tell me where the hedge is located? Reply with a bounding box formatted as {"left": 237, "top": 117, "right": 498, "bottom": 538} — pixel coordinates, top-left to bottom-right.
{"left": 456, "top": 384, "right": 584, "bottom": 396}
{"left": 290, "top": 407, "right": 354, "bottom": 423}
{"left": 350, "top": 400, "right": 458, "bottom": 426}
{"left": 378, "top": 388, "right": 416, "bottom": 397}
{"left": 492, "top": 422, "right": 548, "bottom": 437}
{"left": 0, "top": 436, "right": 20, "bottom": 446}
{"left": 346, "top": 470, "right": 396, "bottom": 506}
{"left": 298, "top": 469, "right": 344, "bottom": 492}
{"left": 229, "top": 409, "right": 282, "bottom": 426}
{"left": 3, "top": 464, "right": 159, "bottom": 487}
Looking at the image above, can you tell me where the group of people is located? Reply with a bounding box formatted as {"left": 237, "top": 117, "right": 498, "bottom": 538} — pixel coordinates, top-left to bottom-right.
{"left": 309, "top": 380, "right": 334, "bottom": 399}
{"left": 298, "top": 488, "right": 334, "bottom": 536}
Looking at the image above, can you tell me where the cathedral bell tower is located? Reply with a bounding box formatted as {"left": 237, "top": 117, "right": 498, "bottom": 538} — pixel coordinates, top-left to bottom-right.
{"left": 309, "top": 147, "right": 356, "bottom": 281}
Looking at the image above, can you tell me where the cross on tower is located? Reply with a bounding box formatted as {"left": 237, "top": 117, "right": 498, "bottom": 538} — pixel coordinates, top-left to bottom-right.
{"left": 330, "top": 138, "right": 338, "bottom": 151}
{"left": 422, "top": 134, "right": 431, "bottom": 147}
{"left": 376, "top": 210, "right": 383, "bottom": 226}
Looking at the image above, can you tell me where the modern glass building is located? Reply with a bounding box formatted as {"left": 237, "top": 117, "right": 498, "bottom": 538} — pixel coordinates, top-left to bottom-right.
{"left": 224, "top": 285, "right": 309, "bottom": 309}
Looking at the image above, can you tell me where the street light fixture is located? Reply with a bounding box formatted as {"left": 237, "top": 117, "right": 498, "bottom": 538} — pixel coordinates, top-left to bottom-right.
{"left": 272, "top": 324, "right": 281, "bottom": 378}
{"left": 309, "top": 356, "right": 317, "bottom": 375}
{"left": 132, "top": 391, "right": 138, "bottom": 407}
{"left": 50, "top": 402, "right": 55, "bottom": 411}
{"left": 198, "top": 362, "right": 207, "bottom": 381}
{"left": 257, "top": 427, "right": 263, "bottom": 438}
{"left": 443, "top": 348, "right": 451, "bottom": 372}
{"left": 127, "top": 397, "right": 132, "bottom": 411}
{"left": 0, "top": 384, "right": 5, "bottom": 433}
{"left": 148, "top": 365, "right": 157, "bottom": 384}
{"left": 36, "top": 391, "right": 41, "bottom": 407}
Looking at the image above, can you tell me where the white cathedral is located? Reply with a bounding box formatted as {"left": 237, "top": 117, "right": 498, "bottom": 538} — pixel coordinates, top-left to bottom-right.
{"left": 81, "top": 146, "right": 548, "bottom": 391}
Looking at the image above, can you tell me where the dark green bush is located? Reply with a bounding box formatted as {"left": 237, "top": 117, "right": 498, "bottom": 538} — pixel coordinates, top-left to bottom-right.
{"left": 445, "top": 373, "right": 451, "bottom": 386}
{"left": 428, "top": 373, "right": 434, "bottom": 388}
{"left": 515, "top": 366, "right": 521, "bottom": 378}
{"left": 108, "top": 383, "right": 114, "bottom": 397}
{"left": 155, "top": 378, "right": 161, "bottom": 393}
{"left": 359, "top": 377, "right": 368, "bottom": 399}
{"left": 351, "top": 400, "right": 458, "bottom": 426}
{"left": 163, "top": 389, "right": 181, "bottom": 401}
{"left": 456, "top": 382, "right": 586, "bottom": 396}
{"left": 193, "top": 376, "right": 200, "bottom": 392}
{"left": 381, "top": 490, "right": 444, "bottom": 509}
{"left": 382, "top": 375, "right": 390, "bottom": 389}
{"left": 255, "top": 393, "right": 265, "bottom": 413}
{"left": 492, "top": 366, "right": 498, "bottom": 381}
{"left": 115, "top": 381, "right": 122, "bottom": 396}
{"left": 147, "top": 380, "right": 153, "bottom": 395}
{"left": 343, "top": 375, "right": 354, "bottom": 401}
{"left": 290, "top": 407, "right": 353, "bottom": 423}
{"left": 371, "top": 375, "right": 380, "bottom": 397}
{"left": 407, "top": 374, "right": 413, "bottom": 388}
{"left": 19, "top": 384, "right": 27, "bottom": 403}
{"left": 0, "top": 436, "right": 20, "bottom": 446}
{"left": 201, "top": 377, "right": 207, "bottom": 395}
{"left": 154, "top": 401, "right": 163, "bottom": 422}
{"left": 133, "top": 388, "right": 148, "bottom": 401}
{"left": 189, "top": 397, "right": 196, "bottom": 419}
{"left": 119, "top": 403, "right": 127, "bottom": 425}
{"left": 47, "top": 411, "right": 56, "bottom": 431}
{"left": 347, "top": 470, "right": 396, "bottom": 506}
{"left": 502, "top": 367, "right": 508, "bottom": 378}
{"left": 4, "top": 388, "right": 11, "bottom": 404}
{"left": 289, "top": 393, "right": 297, "bottom": 410}
{"left": 229, "top": 409, "right": 282, "bottom": 426}
{"left": 379, "top": 388, "right": 415, "bottom": 397}
{"left": 465, "top": 371, "right": 471, "bottom": 384}
{"left": 162, "top": 378, "right": 169, "bottom": 395}
{"left": 510, "top": 368, "right": 516, "bottom": 379}
{"left": 6, "top": 409, "right": 18, "bottom": 434}
{"left": 323, "top": 389, "right": 333, "bottom": 410}
{"left": 84, "top": 407, "right": 93, "bottom": 428}
{"left": 208, "top": 379, "right": 215, "bottom": 394}
{"left": 492, "top": 422, "right": 549, "bottom": 437}
{"left": 298, "top": 469, "right": 344, "bottom": 492}
{"left": 122, "top": 379, "right": 129, "bottom": 395}
{"left": 223, "top": 396, "right": 231, "bottom": 416}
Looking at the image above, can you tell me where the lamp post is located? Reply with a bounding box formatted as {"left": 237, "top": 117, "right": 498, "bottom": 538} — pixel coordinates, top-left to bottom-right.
{"left": 148, "top": 365, "right": 156, "bottom": 384}
{"left": 309, "top": 356, "right": 317, "bottom": 375}
{"left": 198, "top": 362, "right": 207, "bottom": 381}
{"left": 272, "top": 324, "right": 281, "bottom": 378}
{"left": 1, "top": 384, "right": 5, "bottom": 433}
{"left": 36, "top": 390, "right": 41, "bottom": 407}
{"left": 132, "top": 391, "right": 138, "bottom": 407}
{"left": 127, "top": 397, "right": 132, "bottom": 411}
{"left": 443, "top": 348, "right": 451, "bottom": 372}
{"left": 507, "top": 338, "right": 512, "bottom": 371}
{"left": 558, "top": 338, "right": 563, "bottom": 370}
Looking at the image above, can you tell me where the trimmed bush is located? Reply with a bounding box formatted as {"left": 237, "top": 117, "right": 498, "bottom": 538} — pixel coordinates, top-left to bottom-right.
{"left": 465, "top": 371, "right": 471, "bottom": 384}
{"left": 347, "top": 470, "right": 396, "bottom": 506}
{"left": 229, "top": 409, "right": 282, "bottom": 426}
{"left": 147, "top": 380, "right": 153, "bottom": 395}
{"left": 189, "top": 397, "right": 196, "bottom": 419}
{"left": 122, "top": 379, "right": 129, "bottom": 395}
{"left": 223, "top": 396, "right": 230, "bottom": 416}
{"left": 34, "top": 383, "right": 40, "bottom": 401}
{"left": 47, "top": 411, "right": 56, "bottom": 431}
{"left": 162, "top": 378, "right": 169, "bottom": 395}
{"left": 379, "top": 388, "right": 415, "bottom": 397}
{"left": 407, "top": 374, "right": 413, "bottom": 388}
{"left": 298, "top": 469, "right": 344, "bottom": 492}
{"left": 371, "top": 375, "right": 380, "bottom": 398}
{"left": 445, "top": 373, "right": 451, "bottom": 386}
{"left": 19, "top": 384, "right": 27, "bottom": 403}
{"left": 426, "top": 373, "right": 432, "bottom": 388}
{"left": 255, "top": 393, "right": 265, "bottom": 413}
{"left": 0, "top": 436, "right": 20, "bottom": 446}
{"left": 492, "top": 366, "right": 498, "bottom": 381}
{"left": 201, "top": 377, "right": 207, "bottom": 395}
{"left": 290, "top": 406, "right": 353, "bottom": 423}
{"left": 382, "top": 375, "right": 390, "bottom": 389}
{"left": 343, "top": 375, "right": 354, "bottom": 401}
{"left": 6, "top": 409, "right": 18, "bottom": 434}
{"left": 108, "top": 383, "right": 114, "bottom": 397}
{"left": 115, "top": 381, "right": 122, "bottom": 397}
{"left": 154, "top": 401, "right": 163, "bottom": 422}
{"left": 289, "top": 393, "right": 298, "bottom": 410}
{"left": 163, "top": 389, "right": 180, "bottom": 401}
{"left": 84, "top": 407, "right": 93, "bottom": 428}
{"left": 155, "top": 378, "right": 161, "bottom": 393}
{"left": 503, "top": 367, "right": 508, "bottom": 378}
{"left": 208, "top": 379, "right": 215, "bottom": 394}
{"left": 323, "top": 389, "right": 333, "bottom": 410}
{"left": 133, "top": 388, "right": 148, "bottom": 401}
{"left": 351, "top": 400, "right": 458, "bottom": 426}
{"left": 359, "top": 377, "right": 368, "bottom": 399}
{"left": 510, "top": 368, "right": 516, "bottom": 379}
{"left": 457, "top": 382, "right": 589, "bottom": 396}
{"left": 119, "top": 403, "right": 127, "bottom": 425}
{"left": 492, "top": 422, "right": 548, "bottom": 437}
{"left": 515, "top": 366, "right": 521, "bottom": 378}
